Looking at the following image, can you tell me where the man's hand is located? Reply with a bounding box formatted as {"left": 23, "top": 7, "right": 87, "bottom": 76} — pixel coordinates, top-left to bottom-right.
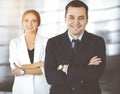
{"left": 57, "top": 64, "right": 69, "bottom": 74}
{"left": 88, "top": 56, "right": 101, "bottom": 65}
{"left": 62, "top": 65, "right": 69, "bottom": 74}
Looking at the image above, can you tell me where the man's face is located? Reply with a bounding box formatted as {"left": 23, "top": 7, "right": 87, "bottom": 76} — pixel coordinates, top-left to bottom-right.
{"left": 65, "top": 7, "right": 88, "bottom": 38}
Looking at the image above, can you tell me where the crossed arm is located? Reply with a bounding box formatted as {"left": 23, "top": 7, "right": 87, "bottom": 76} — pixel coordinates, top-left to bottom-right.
{"left": 58, "top": 56, "right": 101, "bottom": 74}
{"left": 12, "top": 61, "right": 44, "bottom": 76}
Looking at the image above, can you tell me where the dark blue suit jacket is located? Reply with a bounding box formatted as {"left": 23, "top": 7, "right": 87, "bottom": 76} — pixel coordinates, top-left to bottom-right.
{"left": 45, "top": 30, "right": 106, "bottom": 94}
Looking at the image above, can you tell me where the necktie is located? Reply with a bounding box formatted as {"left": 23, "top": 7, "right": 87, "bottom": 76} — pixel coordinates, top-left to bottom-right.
{"left": 72, "top": 39, "right": 79, "bottom": 55}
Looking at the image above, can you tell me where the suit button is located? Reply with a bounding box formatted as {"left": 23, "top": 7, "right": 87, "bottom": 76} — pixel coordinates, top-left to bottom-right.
{"left": 72, "top": 87, "right": 75, "bottom": 91}
{"left": 81, "top": 80, "right": 84, "bottom": 84}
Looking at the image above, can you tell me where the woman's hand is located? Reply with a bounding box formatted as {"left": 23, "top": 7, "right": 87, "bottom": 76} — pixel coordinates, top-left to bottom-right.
{"left": 12, "top": 63, "right": 21, "bottom": 76}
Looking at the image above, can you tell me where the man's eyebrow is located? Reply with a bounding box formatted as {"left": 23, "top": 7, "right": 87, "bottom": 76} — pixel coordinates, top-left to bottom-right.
{"left": 68, "top": 15, "right": 85, "bottom": 17}
{"left": 79, "top": 15, "right": 85, "bottom": 17}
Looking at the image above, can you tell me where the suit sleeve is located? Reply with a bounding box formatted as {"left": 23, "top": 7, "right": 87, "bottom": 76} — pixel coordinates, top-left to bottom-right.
{"left": 45, "top": 39, "right": 67, "bottom": 85}
{"left": 67, "top": 37, "right": 106, "bottom": 81}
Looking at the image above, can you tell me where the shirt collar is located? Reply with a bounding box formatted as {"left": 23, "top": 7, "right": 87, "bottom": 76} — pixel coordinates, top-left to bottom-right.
{"left": 68, "top": 31, "right": 84, "bottom": 42}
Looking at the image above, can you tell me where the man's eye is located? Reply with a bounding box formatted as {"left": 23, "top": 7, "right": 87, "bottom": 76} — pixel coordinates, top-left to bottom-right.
{"left": 69, "top": 16, "right": 74, "bottom": 20}
{"left": 79, "top": 17, "right": 85, "bottom": 20}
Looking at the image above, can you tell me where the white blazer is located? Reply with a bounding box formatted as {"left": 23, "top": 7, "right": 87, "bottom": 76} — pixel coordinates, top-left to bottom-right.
{"left": 9, "top": 34, "right": 50, "bottom": 94}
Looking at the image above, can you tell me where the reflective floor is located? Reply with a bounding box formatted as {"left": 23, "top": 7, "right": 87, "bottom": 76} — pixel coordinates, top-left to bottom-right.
{"left": 0, "top": 92, "right": 11, "bottom": 94}
{"left": 100, "top": 55, "right": 120, "bottom": 94}
{"left": 0, "top": 55, "right": 120, "bottom": 94}
{"left": 0, "top": 64, "right": 14, "bottom": 92}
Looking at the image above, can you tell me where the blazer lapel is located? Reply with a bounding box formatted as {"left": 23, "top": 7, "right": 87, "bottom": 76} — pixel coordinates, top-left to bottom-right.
{"left": 34, "top": 34, "right": 47, "bottom": 63}
{"left": 19, "top": 35, "right": 31, "bottom": 64}
{"left": 34, "top": 34, "right": 39, "bottom": 62}
{"left": 34, "top": 34, "right": 43, "bottom": 62}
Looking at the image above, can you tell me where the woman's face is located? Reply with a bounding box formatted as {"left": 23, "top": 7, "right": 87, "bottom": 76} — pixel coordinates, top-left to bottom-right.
{"left": 22, "top": 13, "right": 39, "bottom": 33}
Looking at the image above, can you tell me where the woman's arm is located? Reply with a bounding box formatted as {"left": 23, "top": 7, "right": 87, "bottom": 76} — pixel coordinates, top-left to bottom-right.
{"left": 21, "top": 61, "right": 44, "bottom": 75}
{"left": 13, "top": 62, "right": 44, "bottom": 76}
{"left": 21, "top": 61, "right": 44, "bottom": 69}
{"left": 24, "top": 67, "right": 43, "bottom": 75}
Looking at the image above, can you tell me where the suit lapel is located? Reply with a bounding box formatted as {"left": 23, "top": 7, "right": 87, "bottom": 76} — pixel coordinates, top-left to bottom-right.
{"left": 80, "top": 31, "right": 89, "bottom": 48}
{"left": 59, "top": 31, "right": 90, "bottom": 65}
{"left": 74, "top": 31, "right": 90, "bottom": 64}
{"left": 60, "top": 31, "right": 74, "bottom": 63}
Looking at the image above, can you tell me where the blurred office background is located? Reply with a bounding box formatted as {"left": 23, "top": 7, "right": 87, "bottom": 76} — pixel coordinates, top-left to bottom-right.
{"left": 0, "top": 0, "right": 120, "bottom": 94}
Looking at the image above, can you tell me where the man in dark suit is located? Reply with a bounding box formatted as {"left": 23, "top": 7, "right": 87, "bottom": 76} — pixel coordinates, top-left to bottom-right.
{"left": 45, "top": 1, "right": 106, "bottom": 94}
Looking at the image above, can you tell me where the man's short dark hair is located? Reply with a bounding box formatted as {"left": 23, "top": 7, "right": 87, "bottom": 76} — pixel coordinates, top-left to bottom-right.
{"left": 65, "top": 0, "right": 88, "bottom": 19}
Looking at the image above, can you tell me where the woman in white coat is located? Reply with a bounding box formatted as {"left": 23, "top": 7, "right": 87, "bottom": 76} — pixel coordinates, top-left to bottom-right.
{"left": 9, "top": 10, "right": 50, "bottom": 94}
